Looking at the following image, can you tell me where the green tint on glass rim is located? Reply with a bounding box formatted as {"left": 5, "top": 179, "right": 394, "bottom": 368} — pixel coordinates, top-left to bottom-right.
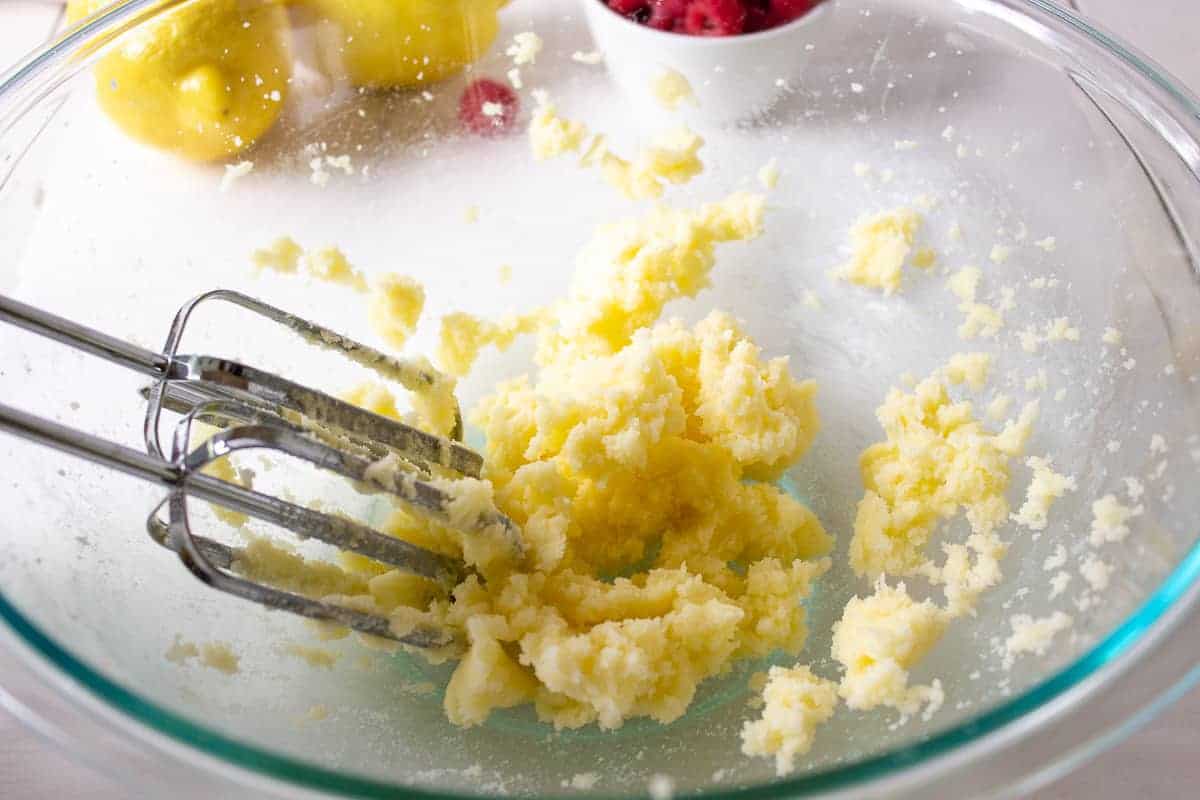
{"left": 1, "top": 543, "right": 1198, "bottom": 797}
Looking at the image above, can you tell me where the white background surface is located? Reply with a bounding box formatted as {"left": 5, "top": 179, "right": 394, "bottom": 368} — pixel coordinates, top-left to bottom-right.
{"left": 1, "top": 0, "right": 1198, "bottom": 797}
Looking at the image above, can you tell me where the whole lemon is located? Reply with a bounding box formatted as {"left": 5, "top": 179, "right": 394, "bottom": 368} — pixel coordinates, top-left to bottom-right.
{"left": 67, "top": 0, "right": 292, "bottom": 161}
{"left": 305, "top": 0, "right": 503, "bottom": 89}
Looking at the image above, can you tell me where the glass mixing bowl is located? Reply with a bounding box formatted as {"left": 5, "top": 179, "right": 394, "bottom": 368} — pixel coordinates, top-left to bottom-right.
{"left": 2, "top": 0, "right": 1200, "bottom": 797}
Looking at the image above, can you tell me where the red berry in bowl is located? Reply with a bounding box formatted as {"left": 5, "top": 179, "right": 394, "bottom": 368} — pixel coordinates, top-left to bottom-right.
{"left": 601, "top": 0, "right": 819, "bottom": 35}
{"left": 766, "top": 0, "right": 819, "bottom": 26}
{"left": 682, "top": 0, "right": 747, "bottom": 36}
{"left": 743, "top": 0, "right": 773, "bottom": 33}
{"left": 458, "top": 79, "right": 519, "bottom": 137}
{"left": 607, "top": 0, "right": 650, "bottom": 18}
{"left": 647, "top": 0, "right": 689, "bottom": 30}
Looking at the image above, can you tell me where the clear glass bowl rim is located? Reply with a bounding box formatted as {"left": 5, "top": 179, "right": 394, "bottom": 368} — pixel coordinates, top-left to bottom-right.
{"left": 2, "top": 0, "right": 1199, "bottom": 797}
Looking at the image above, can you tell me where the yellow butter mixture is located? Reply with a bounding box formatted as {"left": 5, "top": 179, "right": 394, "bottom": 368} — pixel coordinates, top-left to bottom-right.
{"left": 834, "top": 207, "right": 926, "bottom": 294}
{"left": 213, "top": 55, "right": 1113, "bottom": 781}
{"left": 238, "top": 188, "right": 834, "bottom": 734}
{"left": 530, "top": 98, "right": 705, "bottom": 201}
{"left": 430, "top": 189, "right": 832, "bottom": 730}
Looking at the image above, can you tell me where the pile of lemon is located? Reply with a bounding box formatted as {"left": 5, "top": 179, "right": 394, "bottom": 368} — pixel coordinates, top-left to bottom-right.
{"left": 68, "top": 0, "right": 506, "bottom": 160}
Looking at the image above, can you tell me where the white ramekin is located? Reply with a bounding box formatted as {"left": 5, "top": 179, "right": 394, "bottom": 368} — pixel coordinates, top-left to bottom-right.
{"left": 580, "top": 0, "right": 831, "bottom": 127}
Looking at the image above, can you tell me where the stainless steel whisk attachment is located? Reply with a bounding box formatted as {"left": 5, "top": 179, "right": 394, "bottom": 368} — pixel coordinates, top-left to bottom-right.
{"left": 0, "top": 290, "right": 523, "bottom": 651}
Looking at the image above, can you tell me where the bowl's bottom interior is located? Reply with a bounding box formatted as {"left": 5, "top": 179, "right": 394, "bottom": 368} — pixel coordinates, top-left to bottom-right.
{"left": 2, "top": 0, "right": 1200, "bottom": 795}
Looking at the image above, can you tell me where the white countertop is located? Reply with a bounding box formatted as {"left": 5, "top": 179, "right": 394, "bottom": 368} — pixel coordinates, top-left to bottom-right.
{"left": 1, "top": 1, "right": 1198, "bottom": 797}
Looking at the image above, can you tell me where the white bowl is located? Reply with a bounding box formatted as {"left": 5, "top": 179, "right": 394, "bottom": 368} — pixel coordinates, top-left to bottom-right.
{"left": 580, "top": 0, "right": 830, "bottom": 126}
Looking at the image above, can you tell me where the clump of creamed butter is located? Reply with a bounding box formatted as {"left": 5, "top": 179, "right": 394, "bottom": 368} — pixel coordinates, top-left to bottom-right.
{"left": 237, "top": 188, "right": 831, "bottom": 733}
{"left": 429, "top": 190, "right": 831, "bottom": 730}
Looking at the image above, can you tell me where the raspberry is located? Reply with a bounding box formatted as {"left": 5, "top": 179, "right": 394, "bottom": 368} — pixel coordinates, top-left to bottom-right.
{"left": 682, "top": 0, "right": 746, "bottom": 36}
{"left": 604, "top": 0, "right": 815, "bottom": 35}
{"left": 458, "top": 79, "right": 519, "bottom": 137}
{"left": 607, "top": 0, "right": 650, "bottom": 19}
{"left": 766, "top": 0, "right": 819, "bottom": 26}
{"left": 743, "top": 0, "right": 772, "bottom": 32}
{"left": 647, "top": 0, "right": 688, "bottom": 30}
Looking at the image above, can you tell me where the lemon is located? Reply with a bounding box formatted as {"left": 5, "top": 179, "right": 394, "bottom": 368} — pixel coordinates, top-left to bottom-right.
{"left": 305, "top": 0, "right": 502, "bottom": 89}
{"left": 67, "top": 0, "right": 291, "bottom": 161}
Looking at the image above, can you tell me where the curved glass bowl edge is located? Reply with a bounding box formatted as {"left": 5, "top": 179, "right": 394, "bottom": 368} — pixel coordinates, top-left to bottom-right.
{"left": 1026, "top": 0, "right": 1200, "bottom": 118}
{"left": 1, "top": 537, "right": 1197, "bottom": 799}
{"left": 2, "top": 0, "right": 1200, "bottom": 797}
